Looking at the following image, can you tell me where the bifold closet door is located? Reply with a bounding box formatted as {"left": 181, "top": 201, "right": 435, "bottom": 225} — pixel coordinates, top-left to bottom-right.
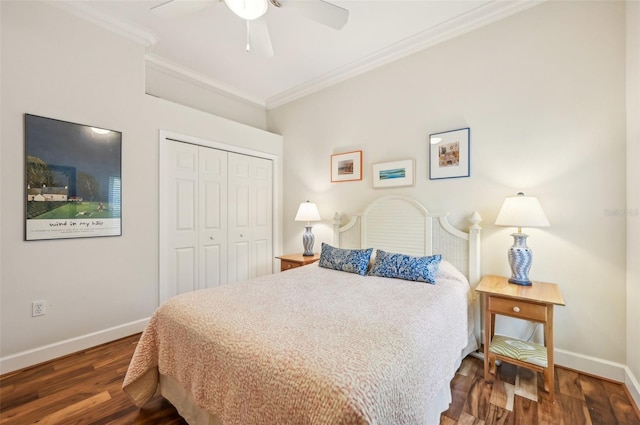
{"left": 165, "top": 141, "right": 199, "bottom": 296}
{"left": 165, "top": 141, "right": 227, "bottom": 297}
{"left": 227, "top": 152, "right": 273, "bottom": 283}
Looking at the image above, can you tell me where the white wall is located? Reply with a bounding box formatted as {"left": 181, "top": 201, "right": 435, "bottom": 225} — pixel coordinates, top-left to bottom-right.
{"left": 0, "top": 1, "right": 281, "bottom": 372}
{"left": 269, "top": 0, "right": 630, "bottom": 378}
{"left": 626, "top": 0, "right": 640, "bottom": 406}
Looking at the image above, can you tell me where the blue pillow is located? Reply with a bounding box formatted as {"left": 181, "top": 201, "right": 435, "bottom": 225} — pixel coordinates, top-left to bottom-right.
{"left": 318, "top": 243, "right": 373, "bottom": 276}
{"left": 368, "top": 250, "right": 442, "bottom": 284}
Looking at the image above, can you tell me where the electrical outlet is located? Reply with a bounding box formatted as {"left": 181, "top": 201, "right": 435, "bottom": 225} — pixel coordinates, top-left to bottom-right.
{"left": 32, "top": 300, "right": 46, "bottom": 317}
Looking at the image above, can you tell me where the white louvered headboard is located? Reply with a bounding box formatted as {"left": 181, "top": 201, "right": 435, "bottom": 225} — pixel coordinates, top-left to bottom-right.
{"left": 332, "top": 195, "right": 483, "bottom": 346}
{"left": 333, "top": 195, "right": 482, "bottom": 286}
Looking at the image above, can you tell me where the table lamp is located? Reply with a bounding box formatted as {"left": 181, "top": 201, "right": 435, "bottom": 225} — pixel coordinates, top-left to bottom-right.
{"left": 295, "top": 201, "right": 321, "bottom": 256}
{"left": 495, "top": 192, "right": 550, "bottom": 285}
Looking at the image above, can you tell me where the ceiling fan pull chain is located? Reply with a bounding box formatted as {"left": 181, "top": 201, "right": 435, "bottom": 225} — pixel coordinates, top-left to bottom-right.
{"left": 245, "top": 20, "right": 252, "bottom": 52}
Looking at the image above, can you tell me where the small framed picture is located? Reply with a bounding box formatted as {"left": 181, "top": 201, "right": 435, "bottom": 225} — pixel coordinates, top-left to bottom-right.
{"left": 372, "top": 159, "right": 414, "bottom": 188}
{"left": 331, "top": 150, "right": 363, "bottom": 182}
{"left": 429, "top": 127, "right": 470, "bottom": 180}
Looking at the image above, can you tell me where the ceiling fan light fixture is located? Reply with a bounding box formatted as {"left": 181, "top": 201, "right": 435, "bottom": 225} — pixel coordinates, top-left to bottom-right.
{"left": 224, "top": 0, "right": 268, "bottom": 20}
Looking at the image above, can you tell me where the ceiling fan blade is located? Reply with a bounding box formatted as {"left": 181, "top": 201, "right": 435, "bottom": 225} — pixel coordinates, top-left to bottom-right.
{"left": 151, "top": 0, "right": 215, "bottom": 18}
{"left": 246, "top": 17, "right": 274, "bottom": 57}
{"left": 284, "top": 0, "right": 348, "bottom": 30}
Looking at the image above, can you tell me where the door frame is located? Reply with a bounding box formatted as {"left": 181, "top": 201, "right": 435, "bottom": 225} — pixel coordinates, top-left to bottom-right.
{"left": 159, "top": 130, "right": 281, "bottom": 304}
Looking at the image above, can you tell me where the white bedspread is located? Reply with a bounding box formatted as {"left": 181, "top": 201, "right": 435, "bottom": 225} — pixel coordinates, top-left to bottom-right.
{"left": 123, "top": 260, "right": 472, "bottom": 425}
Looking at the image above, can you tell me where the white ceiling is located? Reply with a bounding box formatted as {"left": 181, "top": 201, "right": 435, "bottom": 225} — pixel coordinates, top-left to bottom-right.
{"left": 56, "top": 0, "right": 542, "bottom": 109}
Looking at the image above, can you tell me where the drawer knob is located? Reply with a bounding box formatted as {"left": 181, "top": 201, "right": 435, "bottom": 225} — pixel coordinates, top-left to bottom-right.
{"left": 513, "top": 306, "right": 521, "bottom": 313}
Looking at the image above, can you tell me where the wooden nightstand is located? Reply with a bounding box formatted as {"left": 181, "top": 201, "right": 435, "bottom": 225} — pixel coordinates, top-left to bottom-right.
{"left": 276, "top": 253, "right": 321, "bottom": 272}
{"left": 475, "top": 275, "right": 565, "bottom": 400}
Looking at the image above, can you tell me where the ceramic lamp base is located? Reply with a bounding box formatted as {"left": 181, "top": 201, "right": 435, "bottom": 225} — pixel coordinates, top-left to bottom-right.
{"left": 507, "top": 233, "right": 533, "bottom": 286}
{"left": 302, "top": 225, "right": 315, "bottom": 256}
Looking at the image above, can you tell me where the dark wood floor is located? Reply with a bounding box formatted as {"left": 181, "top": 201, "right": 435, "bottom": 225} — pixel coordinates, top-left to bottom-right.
{"left": 1, "top": 334, "right": 639, "bottom": 425}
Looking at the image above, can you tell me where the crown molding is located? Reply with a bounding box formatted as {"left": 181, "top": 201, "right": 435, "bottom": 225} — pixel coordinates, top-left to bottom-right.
{"left": 51, "top": 0, "right": 546, "bottom": 111}
{"left": 49, "top": 2, "right": 262, "bottom": 107}
{"left": 145, "top": 54, "right": 267, "bottom": 109}
{"left": 265, "top": 0, "right": 546, "bottom": 109}
{"left": 50, "top": 2, "right": 158, "bottom": 47}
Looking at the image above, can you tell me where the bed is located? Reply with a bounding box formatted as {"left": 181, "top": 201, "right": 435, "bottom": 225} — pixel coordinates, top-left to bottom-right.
{"left": 123, "top": 195, "right": 482, "bottom": 425}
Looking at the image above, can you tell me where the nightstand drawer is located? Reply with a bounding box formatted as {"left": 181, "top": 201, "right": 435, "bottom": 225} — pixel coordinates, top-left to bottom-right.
{"left": 488, "top": 296, "right": 547, "bottom": 322}
{"left": 280, "top": 260, "right": 302, "bottom": 271}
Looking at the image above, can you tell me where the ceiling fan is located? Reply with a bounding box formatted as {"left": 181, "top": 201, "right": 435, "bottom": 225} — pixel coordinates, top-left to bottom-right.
{"left": 151, "top": 0, "right": 349, "bottom": 57}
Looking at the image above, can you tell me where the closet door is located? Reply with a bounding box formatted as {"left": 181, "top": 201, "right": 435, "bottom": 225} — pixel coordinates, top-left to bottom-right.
{"left": 165, "top": 141, "right": 199, "bottom": 296}
{"left": 164, "top": 142, "right": 228, "bottom": 298}
{"left": 228, "top": 153, "right": 273, "bottom": 283}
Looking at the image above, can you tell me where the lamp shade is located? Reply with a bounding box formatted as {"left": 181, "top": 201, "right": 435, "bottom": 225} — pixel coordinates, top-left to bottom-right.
{"left": 224, "top": 0, "right": 268, "bottom": 20}
{"left": 495, "top": 192, "right": 550, "bottom": 229}
{"left": 295, "top": 201, "right": 321, "bottom": 222}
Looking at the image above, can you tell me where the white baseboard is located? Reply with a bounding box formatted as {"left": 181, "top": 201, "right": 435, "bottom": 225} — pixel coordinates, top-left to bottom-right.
{"left": 555, "top": 348, "right": 627, "bottom": 381}
{"left": 626, "top": 366, "right": 640, "bottom": 411}
{"left": 0, "top": 318, "right": 149, "bottom": 375}
{"left": 555, "top": 348, "right": 640, "bottom": 410}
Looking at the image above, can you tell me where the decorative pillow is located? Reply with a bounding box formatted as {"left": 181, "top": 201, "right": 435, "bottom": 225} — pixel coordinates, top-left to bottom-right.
{"left": 318, "top": 243, "right": 373, "bottom": 276}
{"left": 367, "top": 250, "right": 442, "bottom": 284}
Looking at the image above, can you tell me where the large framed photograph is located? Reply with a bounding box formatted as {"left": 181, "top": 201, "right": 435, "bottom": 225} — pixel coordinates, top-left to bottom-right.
{"left": 372, "top": 159, "right": 414, "bottom": 188}
{"left": 25, "top": 114, "right": 122, "bottom": 241}
{"left": 429, "top": 127, "right": 470, "bottom": 180}
{"left": 331, "top": 150, "right": 362, "bottom": 182}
